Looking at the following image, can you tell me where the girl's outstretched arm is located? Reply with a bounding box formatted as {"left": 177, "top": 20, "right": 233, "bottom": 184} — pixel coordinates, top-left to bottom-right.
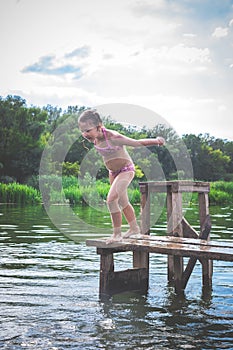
{"left": 108, "top": 130, "right": 165, "bottom": 147}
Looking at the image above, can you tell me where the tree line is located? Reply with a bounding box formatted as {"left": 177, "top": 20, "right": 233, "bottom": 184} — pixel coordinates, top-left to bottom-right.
{"left": 1, "top": 95, "right": 233, "bottom": 187}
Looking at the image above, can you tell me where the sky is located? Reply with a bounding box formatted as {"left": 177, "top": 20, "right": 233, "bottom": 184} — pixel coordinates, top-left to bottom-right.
{"left": 1, "top": 0, "right": 233, "bottom": 140}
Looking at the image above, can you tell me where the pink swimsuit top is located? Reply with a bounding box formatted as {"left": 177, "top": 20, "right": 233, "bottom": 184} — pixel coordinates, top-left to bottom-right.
{"left": 94, "top": 127, "right": 122, "bottom": 156}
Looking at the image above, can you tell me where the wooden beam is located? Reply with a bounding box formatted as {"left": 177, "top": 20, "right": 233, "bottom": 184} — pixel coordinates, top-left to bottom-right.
{"left": 87, "top": 237, "right": 233, "bottom": 262}
{"left": 139, "top": 181, "right": 210, "bottom": 193}
{"left": 99, "top": 251, "right": 114, "bottom": 296}
{"left": 140, "top": 183, "right": 150, "bottom": 235}
{"left": 182, "top": 217, "right": 199, "bottom": 238}
{"left": 180, "top": 214, "right": 212, "bottom": 290}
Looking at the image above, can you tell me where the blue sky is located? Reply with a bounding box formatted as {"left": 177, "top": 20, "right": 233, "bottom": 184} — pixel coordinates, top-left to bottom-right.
{"left": 1, "top": 0, "right": 233, "bottom": 140}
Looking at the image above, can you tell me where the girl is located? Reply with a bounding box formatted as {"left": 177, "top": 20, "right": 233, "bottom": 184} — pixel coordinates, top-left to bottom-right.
{"left": 78, "top": 109, "right": 165, "bottom": 244}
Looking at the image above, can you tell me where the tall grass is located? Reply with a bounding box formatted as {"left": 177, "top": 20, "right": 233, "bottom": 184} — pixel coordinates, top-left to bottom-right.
{"left": 210, "top": 181, "right": 233, "bottom": 204}
{"left": 1, "top": 178, "right": 233, "bottom": 206}
{"left": 0, "top": 182, "right": 41, "bottom": 204}
{"left": 63, "top": 179, "right": 110, "bottom": 205}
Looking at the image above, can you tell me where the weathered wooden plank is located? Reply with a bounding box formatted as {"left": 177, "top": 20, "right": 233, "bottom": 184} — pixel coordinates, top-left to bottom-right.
{"left": 182, "top": 217, "right": 199, "bottom": 238}
{"left": 87, "top": 238, "right": 233, "bottom": 261}
{"left": 99, "top": 252, "right": 114, "bottom": 296}
{"left": 142, "top": 240, "right": 233, "bottom": 261}
{"left": 170, "top": 181, "right": 209, "bottom": 193}
{"left": 129, "top": 235, "right": 233, "bottom": 249}
{"left": 166, "top": 189, "right": 184, "bottom": 283}
{"left": 179, "top": 213, "right": 212, "bottom": 290}
{"left": 140, "top": 183, "right": 150, "bottom": 235}
{"left": 181, "top": 256, "right": 198, "bottom": 290}
{"left": 201, "top": 259, "right": 213, "bottom": 288}
{"left": 139, "top": 181, "right": 210, "bottom": 193}
{"left": 133, "top": 250, "right": 149, "bottom": 268}
{"left": 199, "top": 193, "right": 210, "bottom": 232}
{"left": 167, "top": 191, "right": 183, "bottom": 236}
{"left": 88, "top": 236, "right": 233, "bottom": 250}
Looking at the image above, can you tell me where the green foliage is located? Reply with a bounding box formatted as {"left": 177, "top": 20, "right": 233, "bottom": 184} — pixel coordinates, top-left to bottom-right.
{"left": 61, "top": 177, "right": 109, "bottom": 205}
{"left": 0, "top": 182, "right": 41, "bottom": 204}
{"left": 183, "top": 134, "right": 231, "bottom": 181}
{"left": 0, "top": 95, "right": 48, "bottom": 182}
{"left": 2, "top": 177, "right": 233, "bottom": 207}
{"left": 62, "top": 162, "right": 80, "bottom": 177}
{"left": 134, "top": 165, "right": 144, "bottom": 179}
{"left": 128, "top": 187, "right": 141, "bottom": 203}
{"left": 62, "top": 175, "right": 78, "bottom": 188}
{"left": 96, "top": 181, "right": 110, "bottom": 199}
{"left": 1, "top": 94, "right": 232, "bottom": 207}
{"left": 209, "top": 181, "right": 233, "bottom": 204}
{"left": 63, "top": 186, "right": 82, "bottom": 204}
{"left": 1, "top": 94, "right": 233, "bottom": 185}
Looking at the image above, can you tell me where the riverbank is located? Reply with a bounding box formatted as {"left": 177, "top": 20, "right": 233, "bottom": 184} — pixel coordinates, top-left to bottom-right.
{"left": 1, "top": 179, "right": 233, "bottom": 206}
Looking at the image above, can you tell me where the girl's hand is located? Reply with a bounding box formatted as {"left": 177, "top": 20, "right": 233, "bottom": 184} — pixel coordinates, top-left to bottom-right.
{"left": 155, "top": 136, "right": 165, "bottom": 146}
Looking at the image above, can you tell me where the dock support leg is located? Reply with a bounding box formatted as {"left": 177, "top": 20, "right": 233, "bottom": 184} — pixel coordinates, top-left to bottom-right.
{"left": 167, "top": 191, "right": 184, "bottom": 288}
{"left": 97, "top": 249, "right": 149, "bottom": 298}
{"left": 99, "top": 251, "right": 114, "bottom": 298}
{"left": 140, "top": 184, "right": 150, "bottom": 235}
{"left": 133, "top": 250, "right": 149, "bottom": 292}
{"left": 201, "top": 258, "right": 213, "bottom": 289}
{"left": 173, "top": 255, "right": 184, "bottom": 293}
{"left": 199, "top": 192, "right": 213, "bottom": 289}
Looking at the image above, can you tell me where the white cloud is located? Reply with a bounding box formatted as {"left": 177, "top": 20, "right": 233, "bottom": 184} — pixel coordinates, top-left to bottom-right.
{"left": 183, "top": 33, "right": 197, "bottom": 38}
{"left": 212, "top": 26, "right": 229, "bottom": 38}
{"left": 151, "top": 44, "right": 210, "bottom": 64}
{"left": 217, "top": 104, "right": 227, "bottom": 112}
{"left": 1, "top": 0, "right": 233, "bottom": 141}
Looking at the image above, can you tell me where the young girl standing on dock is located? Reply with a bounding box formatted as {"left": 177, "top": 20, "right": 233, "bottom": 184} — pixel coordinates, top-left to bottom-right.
{"left": 78, "top": 109, "right": 165, "bottom": 243}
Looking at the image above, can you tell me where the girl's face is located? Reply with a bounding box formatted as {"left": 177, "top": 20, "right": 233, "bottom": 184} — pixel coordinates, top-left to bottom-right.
{"left": 79, "top": 121, "right": 99, "bottom": 142}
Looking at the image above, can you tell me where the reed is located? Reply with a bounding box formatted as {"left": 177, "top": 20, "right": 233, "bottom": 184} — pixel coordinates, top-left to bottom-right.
{"left": 62, "top": 176, "right": 78, "bottom": 188}
{"left": 63, "top": 186, "right": 82, "bottom": 204}
{"left": 3, "top": 177, "right": 233, "bottom": 206}
{"left": 63, "top": 179, "right": 141, "bottom": 205}
{"left": 0, "top": 182, "right": 41, "bottom": 204}
{"left": 128, "top": 187, "right": 141, "bottom": 204}
{"left": 63, "top": 182, "right": 109, "bottom": 205}
{"left": 209, "top": 181, "right": 233, "bottom": 204}
{"left": 47, "top": 179, "right": 233, "bottom": 206}
{"left": 95, "top": 181, "right": 110, "bottom": 199}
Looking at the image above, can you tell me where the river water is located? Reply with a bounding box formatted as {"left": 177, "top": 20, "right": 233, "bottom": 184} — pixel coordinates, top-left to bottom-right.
{"left": 0, "top": 203, "right": 233, "bottom": 349}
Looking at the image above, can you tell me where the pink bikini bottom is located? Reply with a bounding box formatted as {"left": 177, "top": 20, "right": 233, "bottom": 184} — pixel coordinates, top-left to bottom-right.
{"left": 109, "top": 163, "right": 135, "bottom": 178}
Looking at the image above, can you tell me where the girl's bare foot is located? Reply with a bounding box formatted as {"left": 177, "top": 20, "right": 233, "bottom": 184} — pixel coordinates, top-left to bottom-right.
{"left": 106, "top": 233, "right": 123, "bottom": 244}
{"left": 123, "top": 226, "right": 141, "bottom": 238}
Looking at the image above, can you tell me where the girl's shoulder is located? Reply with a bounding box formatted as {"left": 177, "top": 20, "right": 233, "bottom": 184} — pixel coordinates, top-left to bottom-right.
{"left": 104, "top": 128, "right": 122, "bottom": 140}
{"left": 104, "top": 127, "right": 141, "bottom": 147}
{"left": 104, "top": 128, "right": 127, "bottom": 147}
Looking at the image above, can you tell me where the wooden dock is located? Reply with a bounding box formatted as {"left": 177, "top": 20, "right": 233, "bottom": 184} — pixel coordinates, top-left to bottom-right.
{"left": 86, "top": 235, "right": 233, "bottom": 296}
{"left": 86, "top": 181, "right": 233, "bottom": 298}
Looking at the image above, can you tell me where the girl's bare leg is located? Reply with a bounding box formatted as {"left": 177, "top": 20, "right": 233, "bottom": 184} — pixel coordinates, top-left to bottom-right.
{"left": 106, "top": 171, "right": 135, "bottom": 243}
{"left": 106, "top": 212, "right": 122, "bottom": 244}
{"left": 122, "top": 203, "right": 140, "bottom": 238}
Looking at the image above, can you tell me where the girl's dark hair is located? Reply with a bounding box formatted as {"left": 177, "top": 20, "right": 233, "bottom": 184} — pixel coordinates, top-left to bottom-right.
{"left": 78, "top": 109, "right": 102, "bottom": 126}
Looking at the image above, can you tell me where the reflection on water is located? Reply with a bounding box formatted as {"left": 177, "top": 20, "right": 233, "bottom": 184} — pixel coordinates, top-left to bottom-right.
{"left": 0, "top": 204, "right": 232, "bottom": 349}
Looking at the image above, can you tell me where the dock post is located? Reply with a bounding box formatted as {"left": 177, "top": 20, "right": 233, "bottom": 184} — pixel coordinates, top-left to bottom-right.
{"left": 140, "top": 182, "right": 150, "bottom": 235}
{"left": 166, "top": 189, "right": 184, "bottom": 290}
{"left": 98, "top": 250, "right": 114, "bottom": 297}
{"left": 198, "top": 192, "right": 213, "bottom": 289}
{"left": 133, "top": 250, "right": 149, "bottom": 292}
